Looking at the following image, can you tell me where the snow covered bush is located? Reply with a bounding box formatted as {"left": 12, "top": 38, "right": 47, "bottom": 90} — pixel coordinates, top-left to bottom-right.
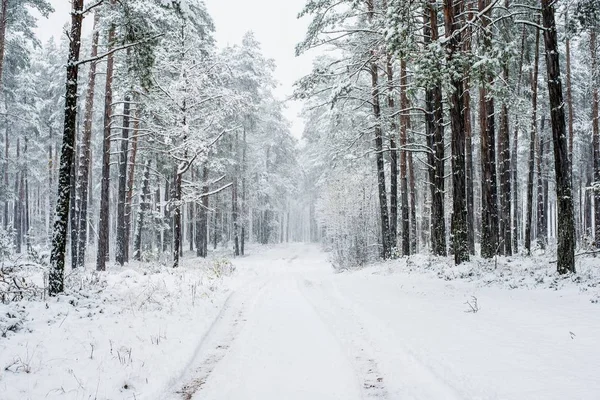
{"left": 317, "top": 166, "right": 380, "bottom": 270}
{"left": 208, "top": 257, "right": 236, "bottom": 279}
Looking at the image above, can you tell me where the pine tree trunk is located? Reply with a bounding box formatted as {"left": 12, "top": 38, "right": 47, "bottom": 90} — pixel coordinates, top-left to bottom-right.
{"left": 133, "top": 160, "right": 151, "bottom": 261}
{"left": 479, "top": 0, "right": 499, "bottom": 258}
{"left": 386, "top": 55, "right": 398, "bottom": 252}
{"left": 367, "top": 0, "right": 391, "bottom": 259}
{"left": 241, "top": 125, "right": 247, "bottom": 255}
{"left": 13, "top": 138, "right": 21, "bottom": 253}
{"left": 75, "top": 12, "right": 99, "bottom": 268}
{"left": 23, "top": 138, "right": 30, "bottom": 252}
{"left": 202, "top": 165, "right": 209, "bottom": 256}
{"left": 424, "top": 1, "right": 447, "bottom": 256}
{"left": 233, "top": 134, "right": 240, "bottom": 256}
{"left": 444, "top": 0, "right": 469, "bottom": 264}
{"left": 124, "top": 106, "right": 140, "bottom": 261}
{"left": 172, "top": 166, "right": 182, "bottom": 268}
{"left": 97, "top": 21, "right": 116, "bottom": 272}
{"left": 525, "top": 25, "right": 540, "bottom": 255}
{"left": 566, "top": 16, "right": 575, "bottom": 158}
{"left": 541, "top": 0, "right": 576, "bottom": 274}
{"left": 499, "top": 83, "right": 512, "bottom": 255}
{"left": 116, "top": 95, "right": 131, "bottom": 266}
{"left": 591, "top": 32, "right": 600, "bottom": 247}
{"left": 3, "top": 125, "right": 8, "bottom": 229}
{"left": 408, "top": 133, "right": 418, "bottom": 253}
{"left": 69, "top": 134, "right": 78, "bottom": 266}
{"left": 464, "top": 0, "right": 476, "bottom": 255}
{"left": 399, "top": 58, "right": 410, "bottom": 256}
{"left": 49, "top": 0, "right": 84, "bottom": 295}
{"left": 512, "top": 25, "right": 527, "bottom": 252}
{"left": 0, "top": 0, "right": 8, "bottom": 95}
{"left": 537, "top": 117, "right": 547, "bottom": 249}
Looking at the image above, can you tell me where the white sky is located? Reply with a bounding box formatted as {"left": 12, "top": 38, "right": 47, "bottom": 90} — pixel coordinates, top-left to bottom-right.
{"left": 33, "top": 0, "right": 315, "bottom": 139}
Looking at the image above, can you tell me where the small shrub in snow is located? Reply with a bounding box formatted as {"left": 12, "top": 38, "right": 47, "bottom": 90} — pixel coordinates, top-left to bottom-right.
{"left": 209, "top": 258, "right": 235, "bottom": 278}
{"left": 0, "top": 304, "right": 27, "bottom": 337}
{"left": 464, "top": 296, "right": 479, "bottom": 313}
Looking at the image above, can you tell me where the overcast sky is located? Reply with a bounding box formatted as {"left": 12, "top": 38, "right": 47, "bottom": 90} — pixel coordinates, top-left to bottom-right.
{"left": 33, "top": 0, "right": 315, "bottom": 139}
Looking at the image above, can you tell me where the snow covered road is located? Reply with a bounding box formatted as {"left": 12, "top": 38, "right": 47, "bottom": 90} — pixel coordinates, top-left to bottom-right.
{"left": 165, "top": 244, "right": 600, "bottom": 400}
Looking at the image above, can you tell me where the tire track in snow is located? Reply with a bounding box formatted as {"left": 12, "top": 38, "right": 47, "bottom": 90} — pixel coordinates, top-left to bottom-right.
{"left": 326, "top": 279, "right": 465, "bottom": 399}
{"left": 161, "top": 278, "right": 269, "bottom": 400}
{"left": 299, "top": 278, "right": 388, "bottom": 399}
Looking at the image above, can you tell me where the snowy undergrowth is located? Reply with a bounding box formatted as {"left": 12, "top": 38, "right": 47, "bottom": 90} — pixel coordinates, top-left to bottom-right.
{"left": 0, "top": 255, "right": 235, "bottom": 400}
{"left": 354, "top": 251, "right": 600, "bottom": 303}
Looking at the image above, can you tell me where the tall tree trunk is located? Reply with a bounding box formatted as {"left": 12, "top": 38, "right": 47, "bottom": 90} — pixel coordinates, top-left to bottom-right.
{"left": 124, "top": 106, "right": 140, "bottom": 261}
{"left": 0, "top": 0, "right": 9, "bottom": 95}
{"left": 541, "top": 0, "right": 576, "bottom": 273}
{"left": 202, "top": 165, "right": 209, "bottom": 256}
{"left": 479, "top": 0, "right": 499, "bottom": 258}
{"left": 241, "top": 125, "right": 247, "bottom": 255}
{"left": 133, "top": 160, "right": 151, "bottom": 261}
{"left": 75, "top": 12, "right": 99, "bottom": 268}
{"left": 424, "top": 0, "right": 447, "bottom": 256}
{"left": 386, "top": 54, "right": 398, "bottom": 252}
{"left": 233, "top": 134, "right": 240, "bottom": 256}
{"left": 116, "top": 94, "right": 131, "bottom": 266}
{"left": 538, "top": 123, "right": 548, "bottom": 247}
{"left": 444, "top": 0, "right": 469, "bottom": 264}
{"left": 3, "top": 124, "right": 8, "bottom": 229}
{"left": 591, "top": 32, "right": 600, "bottom": 247}
{"left": 463, "top": 2, "right": 475, "bottom": 254}
{"left": 498, "top": 0, "right": 512, "bottom": 256}
{"left": 49, "top": 0, "right": 84, "bottom": 295}
{"left": 47, "top": 127, "right": 53, "bottom": 237}
{"left": 399, "top": 58, "right": 410, "bottom": 256}
{"left": 512, "top": 25, "right": 527, "bottom": 252}
{"left": 24, "top": 140, "right": 30, "bottom": 252}
{"left": 172, "top": 167, "right": 182, "bottom": 268}
{"left": 367, "top": 0, "right": 391, "bottom": 259}
{"left": 566, "top": 12, "right": 577, "bottom": 241}
{"left": 69, "top": 132, "right": 78, "bottom": 266}
{"left": 499, "top": 67, "right": 512, "bottom": 255}
{"left": 525, "top": 25, "right": 540, "bottom": 255}
{"left": 96, "top": 19, "right": 116, "bottom": 272}
{"left": 13, "top": 138, "right": 21, "bottom": 253}
{"left": 408, "top": 123, "right": 418, "bottom": 253}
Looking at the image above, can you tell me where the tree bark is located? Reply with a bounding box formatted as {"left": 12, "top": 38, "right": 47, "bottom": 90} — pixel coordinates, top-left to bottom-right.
{"left": 424, "top": 0, "right": 447, "bottom": 256}
{"left": 399, "top": 58, "right": 410, "bottom": 256}
{"left": 444, "top": 0, "right": 469, "bottom": 264}
{"left": 96, "top": 18, "right": 116, "bottom": 272}
{"left": 537, "top": 119, "right": 547, "bottom": 247}
{"left": 116, "top": 94, "right": 131, "bottom": 266}
{"left": 0, "top": 0, "right": 9, "bottom": 95}
{"left": 13, "top": 138, "right": 21, "bottom": 253}
{"left": 463, "top": 2, "right": 475, "bottom": 254}
{"left": 541, "top": 0, "right": 576, "bottom": 273}
{"left": 3, "top": 124, "right": 8, "bottom": 230}
{"left": 75, "top": 12, "right": 100, "bottom": 268}
{"left": 49, "top": 0, "right": 84, "bottom": 295}
{"left": 479, "top": 0, "right": 499, "bottom": 258}
{"left": 386, "top": 54, "right": 398, "bottom": 253}
{"left": 499, "top": 73, "right": 512, "bottom": 255}
{"left": 133, "top": 160, "right": 151, "bottom": 261}
{"left": 591, "top": 32, "right": 600, "bottom": 247}
{"left": 525, "top": 25, "right": 540, "bottom": 255}
{"left": 124, "top": 106, "right": 140, "bottom": 260}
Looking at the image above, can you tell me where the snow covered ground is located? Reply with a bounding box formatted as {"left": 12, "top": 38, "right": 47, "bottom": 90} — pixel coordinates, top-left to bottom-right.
{"left": 1, "top": 244, "right": 599, "bottom": 399}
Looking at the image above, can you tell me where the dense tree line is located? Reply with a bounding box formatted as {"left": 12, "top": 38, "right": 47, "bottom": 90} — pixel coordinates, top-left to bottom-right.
{"left": 297, "top": 0, "right": 599, "bottom": 272}
{"left": 0, "top": 0, "right": 300, "bottom": 295}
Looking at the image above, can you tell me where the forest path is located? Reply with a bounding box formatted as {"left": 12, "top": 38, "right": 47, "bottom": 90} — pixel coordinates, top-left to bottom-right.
{"left": 164, "top": 244, "right": 600, "bottom": 400}
{"left": 164, "top": 244, "right": 458, "bottom": 400}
